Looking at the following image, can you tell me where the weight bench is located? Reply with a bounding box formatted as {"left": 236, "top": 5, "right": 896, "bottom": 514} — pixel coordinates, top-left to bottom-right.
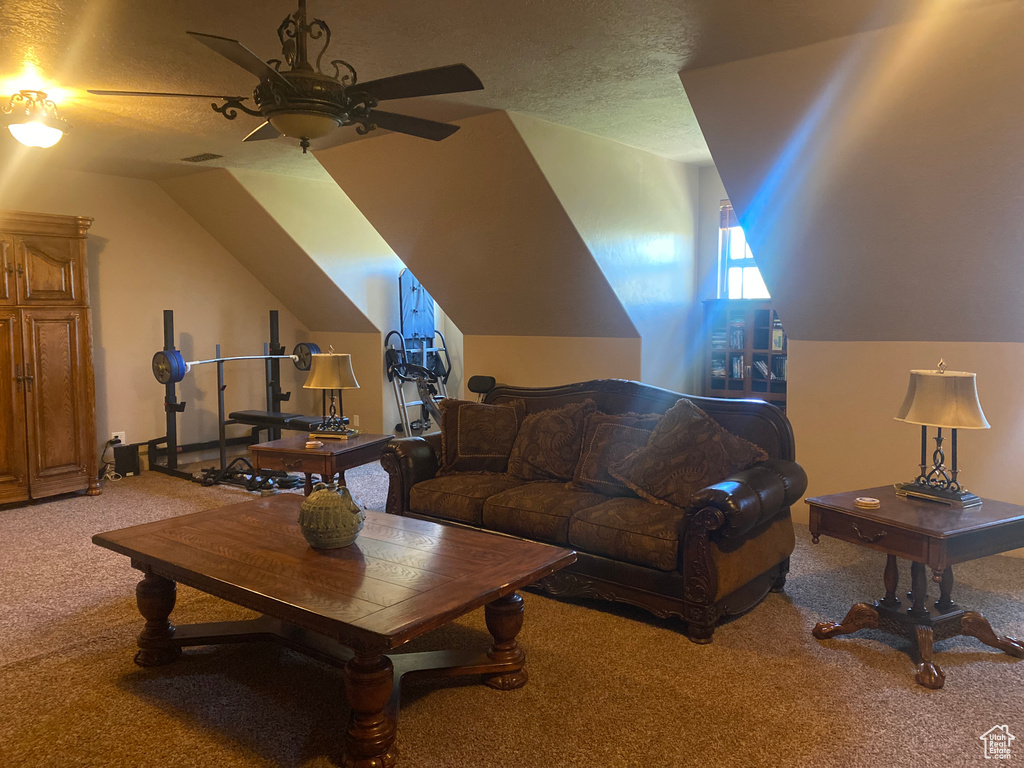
{"left": 228, "top": 410, "right": 323, "bottom": 441}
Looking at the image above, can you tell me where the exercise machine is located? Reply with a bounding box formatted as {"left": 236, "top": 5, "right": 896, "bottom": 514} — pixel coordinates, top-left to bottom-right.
{"left": 148, "top": 309, "right": 319, "bottom": 490}
{"left": 383, "top": 269, "right": 455, "bottom": 434}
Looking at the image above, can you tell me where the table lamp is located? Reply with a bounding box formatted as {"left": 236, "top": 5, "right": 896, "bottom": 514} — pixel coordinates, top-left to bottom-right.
{"left": 894, "top": 359, "right": 989, "bottom": 507}
{"left": 303, "top": 348, "right": 359, "bottom": 437}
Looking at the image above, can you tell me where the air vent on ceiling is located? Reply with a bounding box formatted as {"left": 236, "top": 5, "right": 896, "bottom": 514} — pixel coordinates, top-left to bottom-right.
{"left": 180, "top": 152, "right": 223, "bottom": 163}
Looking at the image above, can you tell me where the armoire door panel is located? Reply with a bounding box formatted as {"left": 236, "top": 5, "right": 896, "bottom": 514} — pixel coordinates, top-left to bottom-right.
{"left": 0, "top": 236, "right": 14, "bottom": 305}
{"left": 16, "top": 235, "right": 79, "bottom": 304}
{"left": 0, "top": 310, "right": 29, "bottom": 504}
{"left": 22, "top": 309, "right": 90, "bottom": 496}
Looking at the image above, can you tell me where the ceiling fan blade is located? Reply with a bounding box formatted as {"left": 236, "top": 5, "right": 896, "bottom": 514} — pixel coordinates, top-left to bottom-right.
{"left": 368, "top": 110, "right": 460, "bottom": 141}
{"left": 186, "top": 31, "right": 291, "bottom": 89}
{"left": 358, "top": 64, "right": 483, "bottom": 101}
{"left": 88, "top": 89, "right": 250, "bottom": 99}
{"left": 243, "top": 121, "right": 282, "bottom": 142}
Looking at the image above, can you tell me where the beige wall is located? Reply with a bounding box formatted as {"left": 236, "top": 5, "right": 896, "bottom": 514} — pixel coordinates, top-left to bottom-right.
{"left": 695, "top": 165, "right": 727, "bottom": 304}
{"left": 0, "top": 160, "right": 316, "bottom": 455}
{"left": 509, "top": 113, "right": 702, "bottom": 392}
{"left": 461, "top": 336, "right": 642, "bottom": 396}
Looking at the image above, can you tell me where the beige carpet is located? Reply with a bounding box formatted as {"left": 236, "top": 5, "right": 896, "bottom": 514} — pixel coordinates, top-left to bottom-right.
{"left": 2, "top": 469, "right": 1022, "bottom": 767}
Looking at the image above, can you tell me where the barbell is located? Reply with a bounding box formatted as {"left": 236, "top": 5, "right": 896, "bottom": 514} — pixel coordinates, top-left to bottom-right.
{"left": 152, "top": 342, "right": 321, "bottom": 384}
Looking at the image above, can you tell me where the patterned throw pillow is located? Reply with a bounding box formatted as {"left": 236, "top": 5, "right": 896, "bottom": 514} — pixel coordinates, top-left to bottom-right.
{"left": 569, "top": 411, "right": 662, "bottom": 496}
{"left": 507, "top": 400, "right": 596, "bottom": 482}
{"left": 609, "top": 398, "right": 769, "bottom": 508}
{"left": 438, "top": 398, "right": 527, "bottom": 474}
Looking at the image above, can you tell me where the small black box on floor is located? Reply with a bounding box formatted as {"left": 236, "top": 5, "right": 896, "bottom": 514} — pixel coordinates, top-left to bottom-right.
{"left": 114, "top": 443, "right": 140, "bottom": 477}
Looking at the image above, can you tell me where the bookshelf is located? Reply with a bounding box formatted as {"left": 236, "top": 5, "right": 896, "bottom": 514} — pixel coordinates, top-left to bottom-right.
{"left": 703, "top": 299, "right": 787, "bottom": 410}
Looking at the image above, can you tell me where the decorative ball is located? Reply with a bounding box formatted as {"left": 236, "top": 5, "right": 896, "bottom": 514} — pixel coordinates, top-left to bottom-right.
{"left": 298, "top": 483, "right": 365, "bottom": 549}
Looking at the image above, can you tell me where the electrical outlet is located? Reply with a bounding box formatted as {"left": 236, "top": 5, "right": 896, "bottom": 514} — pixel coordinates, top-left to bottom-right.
{"left": 351, "top": 415, "right": 360, "bottom": 428}
{"left": 110, "top": 431, "right": 126, "bottom": 445}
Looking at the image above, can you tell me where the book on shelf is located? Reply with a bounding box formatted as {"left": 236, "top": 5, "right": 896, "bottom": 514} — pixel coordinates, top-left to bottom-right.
{"left": 731, "top": 356, "right": 744, "bottom": 379}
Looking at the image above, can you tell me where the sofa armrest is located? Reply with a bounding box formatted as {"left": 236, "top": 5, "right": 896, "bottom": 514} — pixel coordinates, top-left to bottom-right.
{"left": 689, "top": 459, "right": 808, "bottom": 540}
{"left": 380, "top": 435, "right": 441, "bottom": 515}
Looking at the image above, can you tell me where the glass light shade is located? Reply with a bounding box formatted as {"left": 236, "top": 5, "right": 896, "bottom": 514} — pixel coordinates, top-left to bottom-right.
{"left": 268, "top": 112, "right": 339, "bottom": 139}
{"left": 8, "top": 120, "right": 64, "bottom": 148}
{"left": 894, "top": 368, "right": 990, "bottom": 430}
{"left": 303, "top": 353, "right": 359, "bottom": 390}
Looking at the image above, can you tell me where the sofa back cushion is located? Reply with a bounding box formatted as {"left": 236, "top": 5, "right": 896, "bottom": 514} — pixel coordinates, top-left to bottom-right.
{"left": 486, "top": 379, "right": 795, "bottom": 461}
{"left": 438, "top": 398, "right": 526, "bottom": 474}
{"left": 507, "top": 400, "right": 596, "bottom": 482}
{"left": 610, "top": 398, "right": 769, "bottom": 509}
{"left": 569, "top": 411, "right": 661, "bottom": 496}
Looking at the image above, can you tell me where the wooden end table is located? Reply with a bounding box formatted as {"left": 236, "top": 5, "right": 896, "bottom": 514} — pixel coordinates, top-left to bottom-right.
{"left": 249, "top": 433, "right": 393, "bottom": 496}
{"left": 807, "top": 486, "right": 1024, "bottom": 689}
{"left": 93, "top": 495, "right": 575, "bottom": 767}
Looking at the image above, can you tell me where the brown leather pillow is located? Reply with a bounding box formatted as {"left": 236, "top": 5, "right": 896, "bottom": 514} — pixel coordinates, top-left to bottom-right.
{"left": 569, "top": 411, "right": 662, "bottom": 496}
{"left": 438, "top": 398, "right": 526, "bottom": 474}
{"left": 507, "top": 400, "right": 596, "bottom": 482}
{"left": 609, "top": 398, "right": 769, "bottom": 508}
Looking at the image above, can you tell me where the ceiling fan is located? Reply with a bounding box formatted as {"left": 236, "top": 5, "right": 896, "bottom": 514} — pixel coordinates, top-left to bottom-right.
{"left": 88, "top": 0, "right": 483, "bottom": 152}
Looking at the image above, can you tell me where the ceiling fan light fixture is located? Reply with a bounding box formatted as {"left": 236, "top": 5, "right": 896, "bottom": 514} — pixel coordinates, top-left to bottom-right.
{"left": 2, "top": 90, "right": 70, "bottom": 148}
{"left": 267, "top": 111, "right": 339, "bottom": 141}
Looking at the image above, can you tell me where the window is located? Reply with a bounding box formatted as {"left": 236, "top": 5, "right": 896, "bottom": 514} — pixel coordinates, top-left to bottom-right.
{"left": 719, "top": 202, "right": 770, "bottom": 299}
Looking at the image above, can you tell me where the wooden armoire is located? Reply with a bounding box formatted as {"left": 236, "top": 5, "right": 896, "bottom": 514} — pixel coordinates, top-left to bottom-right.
{"left": 0, "top": 211, "right": 100, "bottom": 503}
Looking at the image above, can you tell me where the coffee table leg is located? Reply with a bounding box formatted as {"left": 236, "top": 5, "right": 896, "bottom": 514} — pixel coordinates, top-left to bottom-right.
{"left": 134, "top": 573, "right": 181, "bottom": 667}
{"left": 304, "top": 473, "right": 313, "bottom": 496}
{"left": 961, "top": 611, "right": 1024, "bottom": 658}
{"left": 342, "top": 653, "right": 397, "bottom": 768}
{"left": 914, "top": 625, "right": 945, "bottom": 689}
{"left": 812, "top": 602, "right": 879, "bottom": 639}
{"left": 482, "top": 592, "right": 528, "bottom": 691}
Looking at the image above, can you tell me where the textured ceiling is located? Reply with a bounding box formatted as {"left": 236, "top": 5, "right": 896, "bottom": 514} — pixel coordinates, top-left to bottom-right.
{"left": 0, "top": 0, "right": 1010, "bottom": 179}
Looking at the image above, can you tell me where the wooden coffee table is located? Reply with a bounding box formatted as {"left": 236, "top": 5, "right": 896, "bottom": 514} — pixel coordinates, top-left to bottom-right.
{"left": 93, "top": 495, "right": 575, "bottom": 767}
{"left": 808, "top": 486, "right": 1024, "bottom": 689}
{"left": 250, "top": 433, "right": 393, "bottom": 496}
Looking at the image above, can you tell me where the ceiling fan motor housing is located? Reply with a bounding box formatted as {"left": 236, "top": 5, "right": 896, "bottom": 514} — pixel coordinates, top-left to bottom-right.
{"left": 255, "top": 70, "right": 377, "bottom": 140}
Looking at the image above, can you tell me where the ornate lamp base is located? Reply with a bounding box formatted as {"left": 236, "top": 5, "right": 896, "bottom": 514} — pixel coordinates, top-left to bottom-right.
{"left": 895, "top": 482, "right": 982, "bottom": 508}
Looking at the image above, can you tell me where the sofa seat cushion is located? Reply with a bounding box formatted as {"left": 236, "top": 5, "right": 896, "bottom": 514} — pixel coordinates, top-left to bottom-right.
{"left": 567, "top": 497, "right": 686, "bottom": 572}
{"left": 483, "top": 483, "right": 608, "bottom": 545}
{"left": 409, "top": 473, "right": 524, "bottom": 525}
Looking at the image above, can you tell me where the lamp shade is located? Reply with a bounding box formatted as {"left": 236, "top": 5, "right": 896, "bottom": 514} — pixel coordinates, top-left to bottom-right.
{"left": 303, "top": 352, "right": 359, "bottom": 390}
{"left": 894, "top": 368, "right": 989, "bottom": 430}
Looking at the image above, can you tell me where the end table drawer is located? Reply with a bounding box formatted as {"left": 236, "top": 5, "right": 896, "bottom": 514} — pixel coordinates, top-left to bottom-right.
{"left": 814, "top": 511, "right": 927, "bottom": 560}
{"left": 252, "top": 453, "right": 322, "bottom": 474}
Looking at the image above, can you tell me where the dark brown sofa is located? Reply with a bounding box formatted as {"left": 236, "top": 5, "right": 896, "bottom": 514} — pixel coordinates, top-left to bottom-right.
{"left": 381, "top": 379, "right": 807, "bottom": 642}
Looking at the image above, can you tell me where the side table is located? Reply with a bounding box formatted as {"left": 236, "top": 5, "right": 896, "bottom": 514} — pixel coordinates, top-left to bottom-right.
{"left": 250, "top": 433, "right": 394, "bottom": 496}
{"left": 807, "top": 486, "right": 1024, "bottom": 689}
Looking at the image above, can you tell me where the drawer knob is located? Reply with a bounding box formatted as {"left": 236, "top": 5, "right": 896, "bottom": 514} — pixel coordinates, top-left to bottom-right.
{"left": 282, "top": 459, "right": 302, "bottom": 471}
{"left": 852, "top": 523, "right": 886, "bottom": 544}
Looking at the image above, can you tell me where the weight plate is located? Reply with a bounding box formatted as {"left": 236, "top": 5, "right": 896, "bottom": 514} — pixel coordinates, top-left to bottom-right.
{"left": 292, "top": 342, "right": 321, "bottom": 371}
{"left": 152, "top": 349, "right": 185, "bottom": 384}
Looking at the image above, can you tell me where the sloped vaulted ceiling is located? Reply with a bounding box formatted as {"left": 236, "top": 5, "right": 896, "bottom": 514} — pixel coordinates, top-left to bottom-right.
{"left": 159, "top": 169, "right": 376, "bottom": 333}
{"left": 316, "top": 111, "right": 638, "bottom": 339}
{"left": 680, "top": 1, "right": 1024, "bottom": 343}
